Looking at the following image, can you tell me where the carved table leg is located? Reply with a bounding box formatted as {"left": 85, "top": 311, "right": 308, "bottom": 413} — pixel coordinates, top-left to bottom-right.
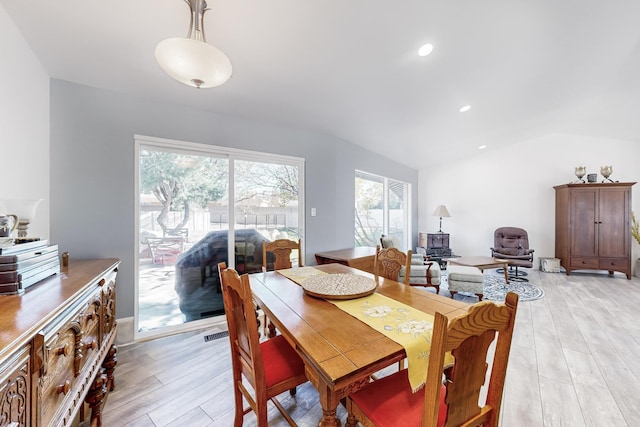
{"left": 103, "top": 345, "right": 118, "bottom": 391}
{"left": 85, "top": 369, "right": 108, "bottom": 427}
{"left": 317, "top": 381, "right": 341, "bottom": 427}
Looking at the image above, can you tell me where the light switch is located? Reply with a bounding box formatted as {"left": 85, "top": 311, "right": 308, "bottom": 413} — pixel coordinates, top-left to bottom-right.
{"left": 311, "top": 208, "right": 317, "bottom": 217}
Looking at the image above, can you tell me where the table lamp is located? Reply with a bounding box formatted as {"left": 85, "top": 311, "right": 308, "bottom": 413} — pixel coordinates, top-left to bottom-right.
{"left": 432, "top": 205, "right": 451, "bottom": 233}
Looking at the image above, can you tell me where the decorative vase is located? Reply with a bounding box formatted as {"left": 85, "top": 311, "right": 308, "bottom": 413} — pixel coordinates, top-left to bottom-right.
{"left": 600, "top": 165, "right": 613, "bottom": 183}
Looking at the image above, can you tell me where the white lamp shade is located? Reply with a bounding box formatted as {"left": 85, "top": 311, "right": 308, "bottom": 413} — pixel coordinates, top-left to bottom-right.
{"left": 155, "top": 37, "right": 232, "bottom": 88}
{"left": 3, "top": 199, "right": 42, "bottom": 221}
{"left": 432, "top": 205, "right": 451, "bottom": 218}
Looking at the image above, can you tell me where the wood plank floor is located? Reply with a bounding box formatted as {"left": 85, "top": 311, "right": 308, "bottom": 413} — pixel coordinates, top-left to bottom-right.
{"left": 103, "top": 269, "right": 640, "bottom": 426}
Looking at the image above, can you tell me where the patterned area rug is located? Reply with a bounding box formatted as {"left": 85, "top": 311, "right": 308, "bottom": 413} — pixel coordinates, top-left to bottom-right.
{"left": 483, "top": 274, "right": 545, "bottom": 302}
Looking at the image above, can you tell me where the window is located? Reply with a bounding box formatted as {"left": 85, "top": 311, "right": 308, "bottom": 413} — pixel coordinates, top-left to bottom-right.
{"left": 135, "top": 135, "right": 304, "bottom": 339}
{"left": 355, "top": 170, "right": 410, "bottom": 249}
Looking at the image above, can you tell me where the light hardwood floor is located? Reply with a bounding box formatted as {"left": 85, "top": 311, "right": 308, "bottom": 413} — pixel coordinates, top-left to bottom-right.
{"left": 103, "top": 269, "right": 640, "bottom": 426}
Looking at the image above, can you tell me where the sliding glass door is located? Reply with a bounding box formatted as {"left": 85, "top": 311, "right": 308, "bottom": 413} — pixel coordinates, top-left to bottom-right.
{"left": 354, "top": 170, "right": 410, "bottom": 249}
{"left": 233, "top": 160, "right": 302, "bottom": 270}
{"left": 135, "top": 136, "right": 304, "bottom": 338}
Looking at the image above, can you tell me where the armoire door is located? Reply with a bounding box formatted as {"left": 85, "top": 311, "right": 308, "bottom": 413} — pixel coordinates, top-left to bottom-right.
{"left": 569, "top": 188, "right": 598, "bottom": 257}
{"left": 598, "top": 187, "right": 629, "bottom": 258}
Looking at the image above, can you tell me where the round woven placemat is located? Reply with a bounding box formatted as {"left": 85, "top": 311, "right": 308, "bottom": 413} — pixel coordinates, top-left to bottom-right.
{"left": 301, "top": 273, "right": 377, "bottom": 300}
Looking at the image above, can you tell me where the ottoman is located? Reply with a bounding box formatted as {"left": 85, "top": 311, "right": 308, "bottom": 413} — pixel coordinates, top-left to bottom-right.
{"left": 447, "top": 264, "right": 484, "bottom": 301}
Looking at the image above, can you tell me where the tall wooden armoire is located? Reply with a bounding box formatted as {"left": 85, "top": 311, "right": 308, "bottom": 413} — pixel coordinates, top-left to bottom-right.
{"left": 554, "top": 182, "right": 635, "bottom": 279}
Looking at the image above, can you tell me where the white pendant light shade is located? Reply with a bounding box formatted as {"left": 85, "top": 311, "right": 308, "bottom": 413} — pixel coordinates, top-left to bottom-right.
{"left": 155, "top": 0, "right": 232, "bottom": 89}
{"left": 155, "top": 37, "right": 232, "bottom": 88}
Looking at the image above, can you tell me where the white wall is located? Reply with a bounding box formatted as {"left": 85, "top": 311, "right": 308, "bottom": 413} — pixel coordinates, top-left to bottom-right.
{"left": 0, "top": 4, "right": 50, "bottom": 238}
{"left": 419, "top": 133, "right": 640, "bottom": 274}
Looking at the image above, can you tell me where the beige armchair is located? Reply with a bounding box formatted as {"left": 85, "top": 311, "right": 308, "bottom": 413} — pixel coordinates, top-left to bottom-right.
{"left": 380, "top": 235, "right": 442, "bottom": 293}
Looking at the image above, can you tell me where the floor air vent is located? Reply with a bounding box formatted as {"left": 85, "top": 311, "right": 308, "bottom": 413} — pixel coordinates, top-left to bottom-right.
{"left": 204, "top": 331, "right": 229, "bottom": 342}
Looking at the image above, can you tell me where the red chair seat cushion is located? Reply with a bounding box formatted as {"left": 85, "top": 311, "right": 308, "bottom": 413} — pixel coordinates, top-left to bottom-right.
{"left": 350, "top": 369, "right": 447, "bottom": 426}
{"left": 260, "top": 335, "right": 305, "bottom": 388}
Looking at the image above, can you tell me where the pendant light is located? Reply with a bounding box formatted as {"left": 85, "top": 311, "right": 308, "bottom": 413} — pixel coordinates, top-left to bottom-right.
{"left": 155, "top": 0, "right": 232, "bottom": 89}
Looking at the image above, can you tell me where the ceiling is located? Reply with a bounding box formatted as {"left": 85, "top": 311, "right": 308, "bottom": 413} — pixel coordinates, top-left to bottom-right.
{"left": 3, "top": 0, "right": 640, "bottom": 169}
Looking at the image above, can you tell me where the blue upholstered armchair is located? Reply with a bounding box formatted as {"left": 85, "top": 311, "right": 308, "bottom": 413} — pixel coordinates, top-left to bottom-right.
{"left": 380, "top": 235, "right": 442, "bottom": 293}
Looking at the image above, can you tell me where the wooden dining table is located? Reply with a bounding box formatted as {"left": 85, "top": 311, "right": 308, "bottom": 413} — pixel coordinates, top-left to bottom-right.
{"left": 249, "top": 263, "right": 470, "bottom": 427}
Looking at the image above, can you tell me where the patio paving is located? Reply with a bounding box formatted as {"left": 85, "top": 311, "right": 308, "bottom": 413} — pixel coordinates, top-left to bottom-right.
{"left": 138, "top": 263, "right": 184, "bottom": 332}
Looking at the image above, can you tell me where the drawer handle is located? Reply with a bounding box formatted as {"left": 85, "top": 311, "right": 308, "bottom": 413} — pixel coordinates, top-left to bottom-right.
{"left": 56, "top": 343, "right": 70, "bottom": 357}
{"left": 84, "top": 340, "right": 98, "bottom": 351}
{"left": 56, "top": 380, "right": 71, "bottom": 395}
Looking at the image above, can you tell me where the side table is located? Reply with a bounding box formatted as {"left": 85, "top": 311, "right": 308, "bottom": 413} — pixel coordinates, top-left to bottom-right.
{"left": 314, "top": 247, "right": 376, "bottom": 274}
{"left": 419, "top": 247, "right": 457, "bottom": 269}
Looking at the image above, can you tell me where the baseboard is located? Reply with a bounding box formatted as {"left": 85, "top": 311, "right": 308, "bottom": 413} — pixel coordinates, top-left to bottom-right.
{"left": 115, "top": 315, "right": 230, "bottom": 346}
{"left": 115, "top": 316, "right": 135, "bottom": 346}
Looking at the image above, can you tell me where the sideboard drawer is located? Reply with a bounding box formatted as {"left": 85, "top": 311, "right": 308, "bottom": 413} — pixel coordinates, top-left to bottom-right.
{"left": 78, "top": 295, "right": 102, "bottom": 371}
{"left": 599, "top": 258, "right": 627, "bottom": 270}
{"left": 570, "top": 257, "right": 599, "bottom": 269}
{"left": 40, "top": 322, "right": 78, "bottom": 427}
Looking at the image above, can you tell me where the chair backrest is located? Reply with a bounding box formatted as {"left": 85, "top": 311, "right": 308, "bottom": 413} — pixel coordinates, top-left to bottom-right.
{"left": 262, "top": 239, "right": 302, "bottom": 271}
{"left": 219, "top": 262, "right": 267, "bottom": 393}
{"left": 380, "top": 234, "right": 403, "bottom": 250}
{"left": 422, "top": 292, "right": 519, "bottom": 427}
{"left": 163, "top": 227, "right": 189, "bottom": 242}
{"left": 146, "top": 237, "right": 184, "bottom": 265}
{"left": 374, "top": 245, "right": 411, "bottom": 285}
{"left": 493, "top": 227, "right": 530, "bottom": 256}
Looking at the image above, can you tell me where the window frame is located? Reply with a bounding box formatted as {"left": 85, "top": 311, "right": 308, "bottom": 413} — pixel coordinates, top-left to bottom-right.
{"left": 354, "top": 170, "right": 411, "bottom": 250}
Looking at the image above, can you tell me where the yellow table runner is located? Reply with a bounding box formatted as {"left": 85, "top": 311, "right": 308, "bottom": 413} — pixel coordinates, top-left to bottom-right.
{"left": 278, "top": 267, "right": 449, "bottom": 392}
{"left": 277, "top": 266, "right": 327, "bottom": 282}
{"left": 333, "top": 293, "right": 440, "bottom": 392}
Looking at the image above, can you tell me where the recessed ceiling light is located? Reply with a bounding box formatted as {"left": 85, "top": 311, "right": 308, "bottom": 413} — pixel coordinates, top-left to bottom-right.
{"left": 418, "top": 43, "right": 434, "bottom": 57}
{"left": 478, "top": 145, "right": 487, "bottom": 150}
{"left": 459, "top": 105, "right": 471, "bottom": 113}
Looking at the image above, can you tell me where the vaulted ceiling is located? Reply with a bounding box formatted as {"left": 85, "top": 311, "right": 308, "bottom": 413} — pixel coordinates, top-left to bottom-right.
{"left": 3, "top": 0, "right": 640, "bottom": 169}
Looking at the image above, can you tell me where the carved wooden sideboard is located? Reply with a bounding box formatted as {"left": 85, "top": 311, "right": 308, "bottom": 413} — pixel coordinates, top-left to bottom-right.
{"left": 0, "top": 258, "right": 119, "bottom": 427}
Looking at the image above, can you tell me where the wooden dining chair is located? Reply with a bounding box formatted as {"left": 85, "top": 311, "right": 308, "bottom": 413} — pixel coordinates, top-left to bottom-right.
{"left": 373, "top": 245, "right": 413, "bottom": 372}
{"left": 218, "top": 262, "right": 308, "bottom": 427}
{"left": 262, "top": 238, "right": 303, "bottom": 271}
{"left": 345, "top": 292, "right": 519, "bottom": 427}
{"left": 261, "top": 238, "right": 302, "bottom": 336}
{"left": 374, "top": 245, "right": 411, "bottom": 285}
